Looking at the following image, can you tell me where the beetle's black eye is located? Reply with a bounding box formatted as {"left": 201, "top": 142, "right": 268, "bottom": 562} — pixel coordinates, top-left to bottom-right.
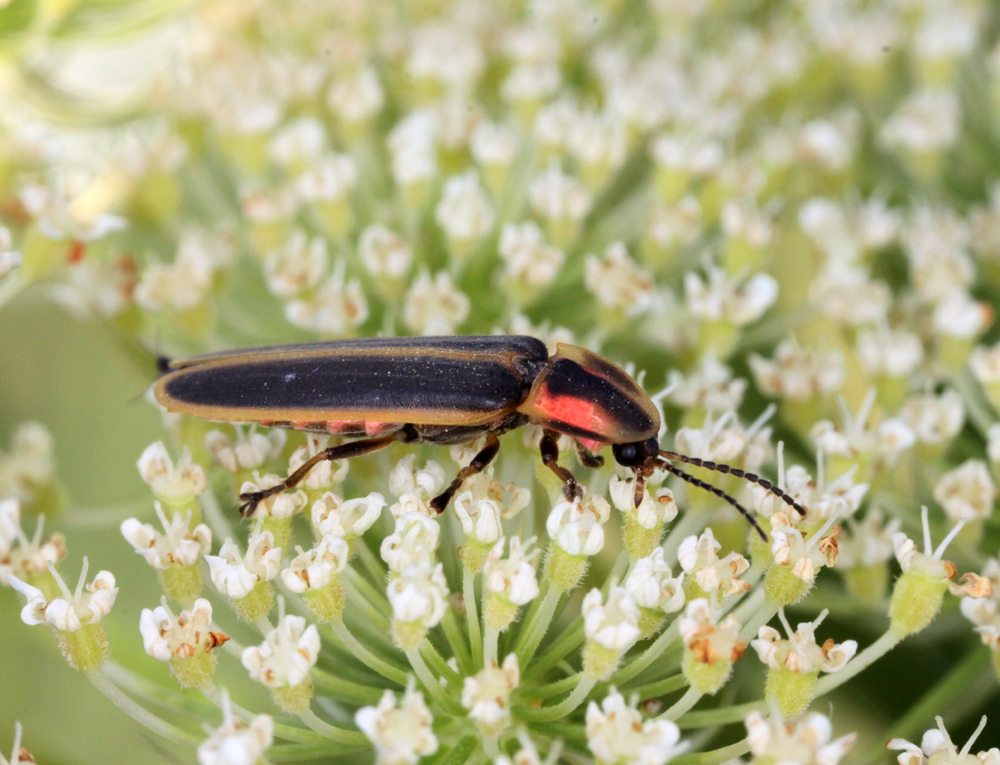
{"left": 613, "top": 442, "right": 643, "bottom": 467}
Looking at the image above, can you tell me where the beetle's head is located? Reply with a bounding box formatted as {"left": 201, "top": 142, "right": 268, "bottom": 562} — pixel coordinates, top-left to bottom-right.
{"left": 611, "top": 438, "right": 660, "bottom": 468}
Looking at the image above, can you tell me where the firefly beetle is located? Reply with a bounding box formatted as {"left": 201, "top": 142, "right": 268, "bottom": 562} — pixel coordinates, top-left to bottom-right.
{"left": 154, "top": 335, "right": 805, "bottom": 538}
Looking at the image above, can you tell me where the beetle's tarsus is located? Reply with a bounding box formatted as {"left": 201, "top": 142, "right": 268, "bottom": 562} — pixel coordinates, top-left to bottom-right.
{"left": 429, "top": 432, "right": 501, "bottom": 514}
{"left": 575, "top": 441, "right": 604, "bottom": 469}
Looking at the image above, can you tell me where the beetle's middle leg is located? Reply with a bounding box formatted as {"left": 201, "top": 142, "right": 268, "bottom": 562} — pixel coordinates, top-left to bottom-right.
{"left": 238, "top": 433, "right": 398, "bottom": 517}
{"left": 540, "top": 430, "right": 583, "bottom": 501}
{"left": 429, "top": 432, "right": 501, "bottom": 514}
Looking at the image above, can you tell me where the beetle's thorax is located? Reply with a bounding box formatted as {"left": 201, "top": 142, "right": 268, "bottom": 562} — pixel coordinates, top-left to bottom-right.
{"left": 516, "top": 344, "right": 661, "bottom": 447}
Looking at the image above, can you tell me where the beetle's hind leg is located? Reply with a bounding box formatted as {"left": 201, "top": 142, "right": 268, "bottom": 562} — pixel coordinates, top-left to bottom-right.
{"left": 574, "top": 441, "right": 604, "bottom": 469}
{"left": 238, "top": 433, "right": 399, "bottom": 517}
{"left": 430, "top": 432, "right": 501, "bottom": 514}
{"left": 540, "top": 430, "right": 584, "bottom": 502}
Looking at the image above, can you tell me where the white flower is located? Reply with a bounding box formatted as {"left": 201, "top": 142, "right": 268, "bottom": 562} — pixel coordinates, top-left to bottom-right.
{"left": 358, "top": 225, "right": 412, "bottom": 280}
{"left": 961, "top": 559, "right": 1000, "bottom": 651}
{"left": 388, "top": 110, "right": 438, "bottom": 187}
{"left": 934, "top": 460, "right": 996, "bottom": 523}
{"left": 652, "top": 134, "right": 724, "bottom": 176}
{"left": 296, "top": 153, "right": 357, "bottom": 204}
{"left": 387, "top": 561, "right": 449, "bottom": 629}
{"left": 888, "top": 716, "right": 997, "bottom": 765}
{"left": 435, "top": 171, "right": 495, "bottom": 244}
{"left": 809, "top": 263, "right": 890, "bottom": 326}
{"left": 388, "top": 455, "right": 446, "bottom": 517}
{"left": 381, "top": 512, "right": 440, "bottom": 574}
{"left": 678, "top": 528, "right": 751, "bottom": 600}
{"left": 567, "top": 109, "right": 627, "bottom": 172}
{"left": 668, "top": 352, "right": 747, "bottom": 413}
{"left": 752, "top": 608, "right": 857, "bottom": 674}
{"left": 269, "top": 117, "right": 326, "bottom": 167}
{"left": 749, "top": 340, "right": 844, "bottom": 400}
{"left": 902, "top": 390, "right": 965, "bottom": 446}
{"left": 498, "top": 222, "right": 565, "bottom": 288}
{"left": 407, "top": 26, "right": 484, "bottom": 92}
{"left": 893, "top": 508, "right": 992, "bottom": 599}
{"left": 239, "top": 473, "right": 306, "bottom": 521}
{"left": 461, "top": 654, "right": 520, "bottom": 734}
{"left": 136, "top": 442, "right": 206, "bottom": 504}
{"left": 609, "top": 473, "right": 678, "bottom": 530}
{"left": 583, "top": 586, "right": 641, "bottom": 652}
{"left": 471, "top": 121, "right": 520, "bottom": 168}
{"left": 327, "top": 67, "right": 384, "bottom": 125}
{"left": 9, "top": 557, "right": 116, "bottom": 631}
{"left": 547, "top": 495, "right": 611, "bottom": 557}
{"left": 18, "top": 172, "right": 127, "bottom": 242}
{"left": 529, "top": 162, "right": 591, "bottom": 223}
{"left": 140, "top": 598, "right": 228, "bottom": 662}
{"left": 205, "top": 530, "right": 282, "bottom": 600}
{"left": 240, "top": 184, "right": 295, "bottom": 224}
{"left": 135, "top": 248, "right": 214, "bottom": 312}
{"left": 483, "top": 536, "right": 540, "bottom": 607}
{"left": 356, "top": 681, "right": 438, "bottom": 765}
{"left": 837, "top": 509, "right": 902, "bottom": 569}
{"left": 972, "top": 343, "right": 1000, "bottom": 384}
{"left": 312, "top": 491, "right": 385, "bottom": 538}
{"left": 585, "top": 242, "right": 655, "bottom": 317}
{"left": 286, "top": 438, "right": 350, "bottom": 493}
{"left": 281, "top": 534, "right": 349, "bottom": 594}
{"left": 856, "top": 326, "right": 924, "bottom": 377}
{"left": 242, "top": 613, "right": 320, "bottom": 689}
{"left": 624, "top": 548, "right": 685, "bottom": 613}
{"left": 934, "top": 291, "right": 991, "bottom": 339}
{"left": 403, "top": 271, "right": 470, "bottom": 335}
{"left": 284, "top": 266, "right": 369, "bottom": 336}
{"left": 585, "top": 689, "right": 686, "bottom": 765}
{"left": 0, "top": 500, "right": 66, "bottom": 587}
{"left": 205, "top": 427, "right": 286, "bottom": 473}
{"left": 880, "top": 88, "right": 960, "bottom": 153}
{"left": 197, "top": 690, "right": 273, "bottom": 765}
{"left": 453, "top": 490, "right": 503, "bottom": 546}
{"left": 121, "top": 504, "right": 211, "bottom": 570}
{"left": 745, "top": 711, "right": 855, "bottom": 765}
{"left": 263, "top": 229, "right": 327, "bottom": 298}
{"left": 646, "top": 197, "right": 702, "bottom": 252}
{"left": 770, "top": 512, "right": 841, "bottom": 585}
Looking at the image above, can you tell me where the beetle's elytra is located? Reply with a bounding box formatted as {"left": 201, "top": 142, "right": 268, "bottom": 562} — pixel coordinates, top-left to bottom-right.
{"left": 155, "top": 335, "right": 806, "bottom": 538}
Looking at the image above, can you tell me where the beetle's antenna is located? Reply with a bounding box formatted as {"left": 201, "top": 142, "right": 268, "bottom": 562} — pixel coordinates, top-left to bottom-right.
{"left": 658, "top": 449, "right": 808, "bottom": 517}
{"left": 658, "top": 460, "right": 767, "bottom": 541}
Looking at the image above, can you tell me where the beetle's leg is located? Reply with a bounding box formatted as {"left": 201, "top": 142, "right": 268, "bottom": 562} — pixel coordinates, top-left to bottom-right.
{"left": 540, "top": 430, "right": 583, "bottom": 501}
{"left": 430, "top": 432, "right": 501, "bottom": 514}
{"left": 574, "top": 441, "right": 605, "bottom": 469}
{"left": 238, "top": 433, "right": 399, "bottom": 517}
{"left": 659, "top": 460, "right": 767, "bottom": 541}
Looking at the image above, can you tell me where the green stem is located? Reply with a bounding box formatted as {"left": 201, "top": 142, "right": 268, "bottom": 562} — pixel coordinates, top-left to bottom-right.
{"left": 465, "top": 567, "right": 484, "bottom": 668}
{"left": 330, "top": 620, "right": 408, "bottom": 685}
{"left": 516, "top": 588, "right": 562, "bottom": 666}
{"left": 484, "top": 624, "right": 499, "bottom": 666}
{"left": 355, "top": 539, "right": 388, "bottom": 587}
{"left": 525, "top": 672, "right": 585, "bottom": 700}
{"left": 627, "top": 673, "right": 687, "bottom": 699}
{"left": 662, "top": 509, "right": 709, "bottom": 561}
{"left": 405, "top": 646, "right": 465, "bottom": 715}
{"left": 421, "top": 638, "right": 462, "bottom": 685}
{"left": 813, "top": 631, "right": 900, "bottom": 696}
{"left": 442, "top": 607, "right": 475, "bottom": 674}
{"left": 662, "top": 686, "right": 703, "bottom": 721}
{"left": 516, "top": 675, "right": 598, "bottom": 722}
{"left": 524, "top": 619, "right": 585, "bottom": 681}
{"left": 88, "top": 669, "right": 200, "bottom": 744}
{"left": 677, "top": 700, "right": 766, "bottom": 729}
{"left": 439, "top": 735, "right": 480, "bottom": 765}
{"left": 297, "top": 708, "right": 368, "bottom": 745}
{"left": 344, "top": 571, "right": 393, "bottom": 629}
{"left": 738, "top": 603, "right": 778, "bottom": 643}
{"left": 613, "top": 619, "right": 680, "bottom": 685}
{"left": 672, "top": 738, "right": 750, "bottom": 765}
{"left": 310, "top": 667, "right": 385, "bottom": 704}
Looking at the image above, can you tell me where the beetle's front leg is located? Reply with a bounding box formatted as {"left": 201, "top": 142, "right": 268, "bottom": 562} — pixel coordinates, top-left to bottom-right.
{"left": 574, "top": 440, "right": 605, "bottom": 469}
{"left": 540, "top": 430, "right": 583, "bottom": 502}
{"left": 238, "top": 433, "right": 399, "bottom": 516}
{"left": 429, "top": 432, "right": 501, "bottom": 514}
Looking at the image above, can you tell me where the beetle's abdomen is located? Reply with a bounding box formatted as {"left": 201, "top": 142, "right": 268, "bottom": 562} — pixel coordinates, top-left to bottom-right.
{"left": 156, "top": 352, "right": 532, "bottom": 427}
{"left": 518, "top": 344, "right": 660, "bottom": 445}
